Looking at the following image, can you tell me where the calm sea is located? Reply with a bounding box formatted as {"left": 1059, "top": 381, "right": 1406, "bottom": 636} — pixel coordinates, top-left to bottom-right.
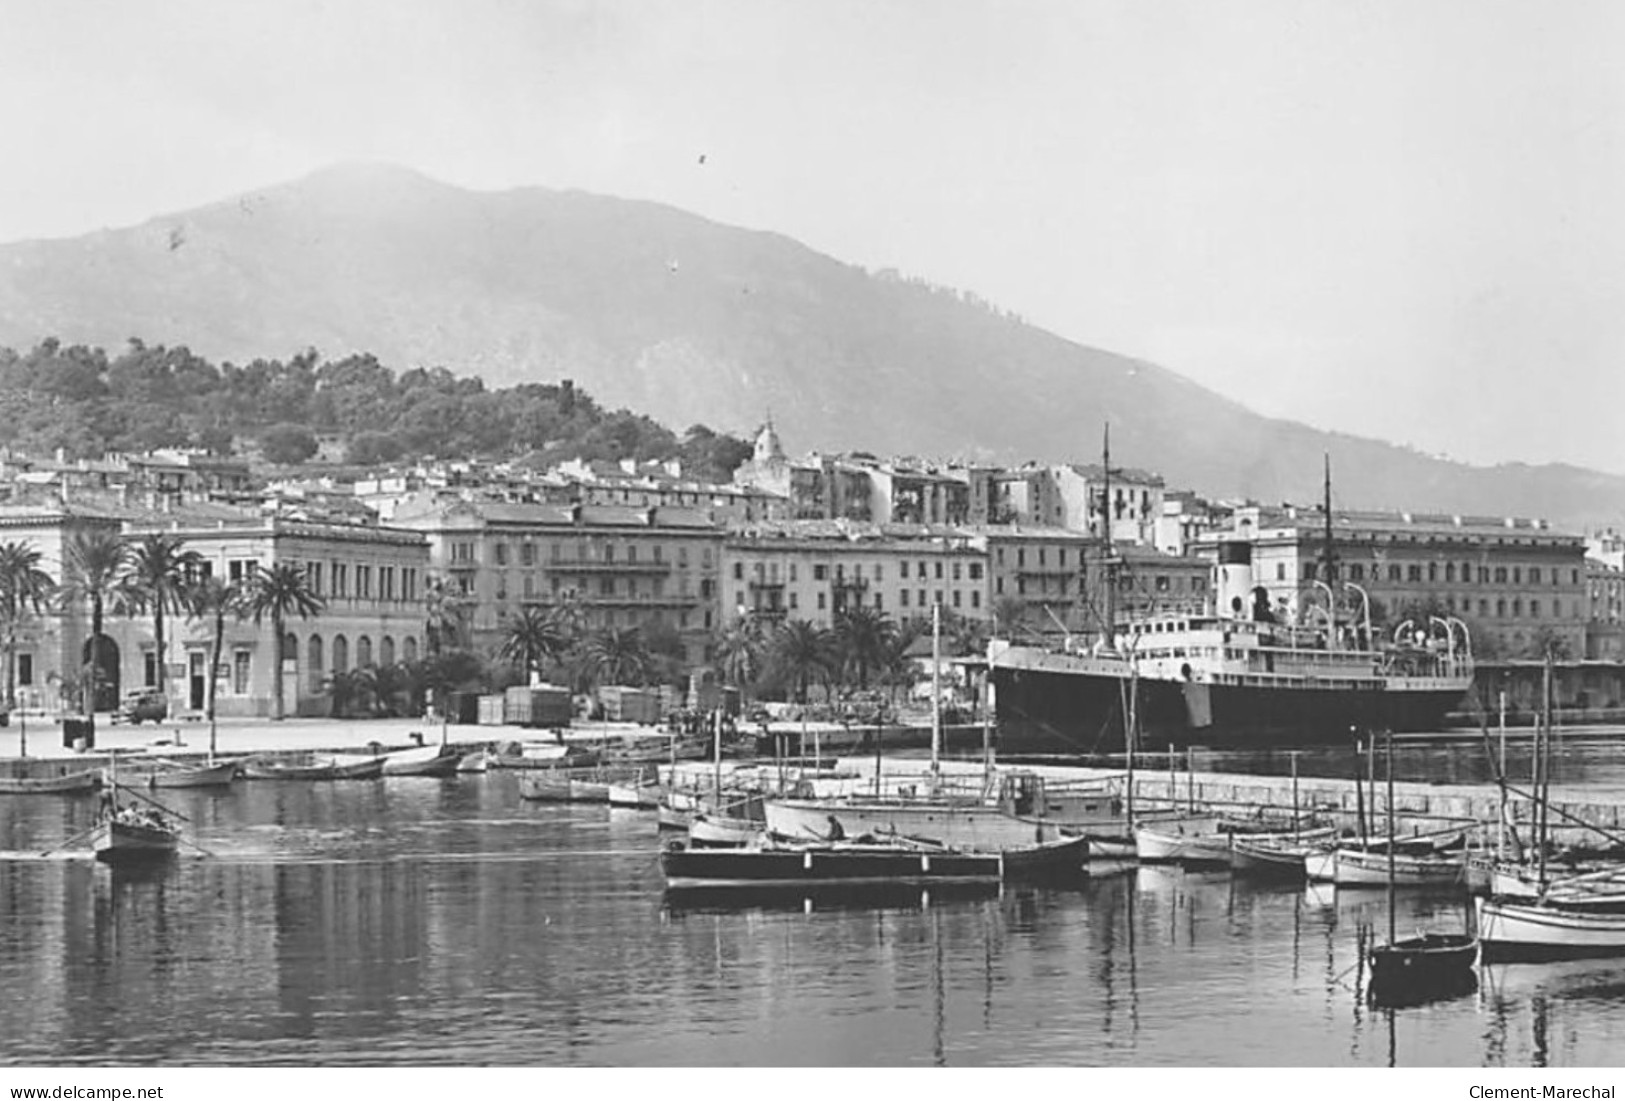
{"left": 3, "top": 740, "right": 1625, "bottom": 1067}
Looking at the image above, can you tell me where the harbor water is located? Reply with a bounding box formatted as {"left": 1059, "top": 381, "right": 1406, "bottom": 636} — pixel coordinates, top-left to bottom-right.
{"left": 3, "top": 739, "right": 1625, "bottom": 1067}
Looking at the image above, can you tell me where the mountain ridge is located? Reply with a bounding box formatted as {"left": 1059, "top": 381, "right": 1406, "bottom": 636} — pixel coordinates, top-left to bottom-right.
{"left": 1, "top": 162, "right": 1620, "bottom": 532}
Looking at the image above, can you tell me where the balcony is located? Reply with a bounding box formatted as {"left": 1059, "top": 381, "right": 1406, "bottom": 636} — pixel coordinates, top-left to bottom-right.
{"left": 747, "top": 578, "right": 786, "bottom": 590}
{"left": 545, "top": 560, "right": 673, "bottom": 575}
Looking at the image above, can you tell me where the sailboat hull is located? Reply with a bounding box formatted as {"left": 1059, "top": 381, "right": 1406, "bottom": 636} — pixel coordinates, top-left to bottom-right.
{"left": 1478, "top": 896, "right": 1625, "bottom": 960}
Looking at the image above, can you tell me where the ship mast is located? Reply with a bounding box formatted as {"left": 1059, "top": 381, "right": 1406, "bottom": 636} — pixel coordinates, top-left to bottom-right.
{"left": 1321, "top": 453, "right": 1338, "bottom": 647}
{"left": 1100, "top": 423, "right": 1116, "bottom": 654}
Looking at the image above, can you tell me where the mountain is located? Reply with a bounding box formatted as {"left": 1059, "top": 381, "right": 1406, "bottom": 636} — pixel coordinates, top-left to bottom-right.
{"left": 0, "top": 162, "right": 1620, "bottom": 531}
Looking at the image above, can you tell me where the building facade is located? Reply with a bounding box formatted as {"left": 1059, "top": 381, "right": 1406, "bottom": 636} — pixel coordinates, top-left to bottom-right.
{"left": 391, "top": 500, "right": 725, "bottom": 665}
{"left": 1194, "top": 507, "right": 1589, "bottom": 659}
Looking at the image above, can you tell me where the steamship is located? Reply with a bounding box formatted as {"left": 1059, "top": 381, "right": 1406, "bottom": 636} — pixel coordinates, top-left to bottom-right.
{"left": 989, "top": 538, "right": 1474, "bottom": 754}
{"left": 990, "top": 443, "right": 1473, "bottom": 754}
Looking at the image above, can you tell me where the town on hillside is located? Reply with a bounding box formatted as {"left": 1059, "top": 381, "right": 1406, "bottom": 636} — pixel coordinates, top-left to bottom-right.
{"left": 3, "top": 419, "right": 1624, "bottom": 730}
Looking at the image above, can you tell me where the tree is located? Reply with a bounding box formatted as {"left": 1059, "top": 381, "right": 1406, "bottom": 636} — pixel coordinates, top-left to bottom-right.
{"left": 424, "top": 577, "right": 472, "bottom": 655}
{"left": 59, "top": 529, "right": 133, "bottom": 734}
{"left": 498, "top": 606, "right": 571, "bottom": 683}
{"left": 579, "top": 625, "right": 653, "bottom": 688}
{"left": 187, "top": 576, "right": 244, "bottom": 755}
{"left": 712, "top": 617, "right": 768, "bottom": 697}
{"left": 832, "top": 605, "right": 895, "bottom": 693}
{"left": 0, "top": 541, "right": 57, "bottom": 729}
{"left": 991, "top": 595, "right": 1030, "bottom": 641}
{"left": 258, "top": 423, "right": 319, "bottom": 465}
{"left": 244, "top": 562, "right": 326, "bottom": 720}
{"left": 123, "top": 532, "right": 204, "bottom": 715}
{"left": 767, "top": 619, "right": 835, "bottom": 704}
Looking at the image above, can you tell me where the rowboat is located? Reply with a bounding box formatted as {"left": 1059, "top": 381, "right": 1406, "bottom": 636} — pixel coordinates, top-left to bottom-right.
{"left": 1369, "top": 934, "right": 1479, "bottom": 995}
{"left": 1230, "top": 836, "right": 1319, "bottom": 878}
{"left": 1366, "top": 729, "right": 1479, "bottom": 995}
{"left": 660, "top": 838, "right": 1003, "bottom": 890}
{"left": 239, "top": 755, "right": 386, "bottom": 781}
{"left": 91, "top": 806, "right": 180, "bottom": 863}
{"left": 997, "top": 833, "right": 1093, "bottom": 879}
{"left": 381, "top": 745, "right": 462, "bottom": 777}
{"left": 0, "top": 768, "right": 103, "bottom": 795}
{"left": 144, "top": 760, "right": 239, "bottom": 789}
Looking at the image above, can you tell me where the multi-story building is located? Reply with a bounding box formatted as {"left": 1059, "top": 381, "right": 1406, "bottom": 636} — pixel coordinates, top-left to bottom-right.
{"left": 0, "top": 496, "right": 429, "bottom": 720}
{"left": 1586, "top": 557, "right": 1625, "bottom": 661}
{"left": 1194, "top": 506, "right": 1589, "bottom": 659}
{"left": 977, "top": 524, "right": 1092, "bottom": 637}
{"left": 720, "top": 520, "right": 985, "bottom": 628}
{"left": 391, "top": 499, "right": 724, "bottom": 664}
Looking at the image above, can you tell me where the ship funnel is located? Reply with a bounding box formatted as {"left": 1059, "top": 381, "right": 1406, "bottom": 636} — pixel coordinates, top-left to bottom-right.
{"left": 1216, "top": 541, "right": 1254, "bottom": 620}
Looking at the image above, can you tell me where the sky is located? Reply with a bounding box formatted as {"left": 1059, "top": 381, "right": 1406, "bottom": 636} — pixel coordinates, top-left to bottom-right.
{"left": 2, "top": 0, "right": 1623, "bottom": 473}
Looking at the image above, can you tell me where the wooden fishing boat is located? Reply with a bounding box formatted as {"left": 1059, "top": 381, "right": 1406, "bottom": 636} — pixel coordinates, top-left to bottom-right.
{"left": 1478, "top": 896, "right": 1625, "bottom": 960}
{"left": 1332, "top": 845, "right": 1465, "bottom": 887}
{"left": 91, "top": 806, "right": 180, "bottom": 863}
{"left": 607, "top": 781, "right": 659, "bottom": 809}
{"left": 239, "top": 755, "right": 386, "bottom": 781}
{"left": 568, "top": 776, "right": 611, "bottom": 803}
{"left": 381, "top": 745, "right": 462, "bottom": 777}
{"left": 517, "top": 771, "right": 573, "bottom": 802}
{"left": 1230, "top": 835, "right": 1319, "bottom": 877}
{"left": 145, "top": 760, "right": 239, "bottom": 789}
{"left": 0, "top": 768, "right": 102, "bottom": 795}
{"left": 688, "top": 811, "right": 762, "bottom": 848}
{"left": 456, "top": 750, "right": 493, "bottom": 773}
{"left": 660, "top": 838, "right": 1003, "bottom": 890}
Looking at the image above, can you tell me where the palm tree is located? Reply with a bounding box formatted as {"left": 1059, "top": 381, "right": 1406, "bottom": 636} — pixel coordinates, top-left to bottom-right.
{"left": 498, "top": 605, "right": 571, "bottom": 683}
{"left": 878, "top": 617, "right": 927, "bottom": 709}
{"left": 0, "top": 541, "right": 57, "bottom": 716}
{"left": 59, "top": 529, "right": 133, "bottom": 737}
{"left": 123, "top": 532, "right": 204, "bottom": 714}
{"left": 833, "top": 605, "right": 896, "bottom": 694}
{"left": 768, "top": 619, "right": 835, "bottom": 705}
{"left": 580, "top": 625, "right": 653, "bottom": 688}
{"left": 244, "top": 562, "right": 326, "bottom": 720}
{"left": 712, "top": 616, "right": 768, "bottom": 697}
{"left": 188, "top": 576, "right": 244, "bottom": 756}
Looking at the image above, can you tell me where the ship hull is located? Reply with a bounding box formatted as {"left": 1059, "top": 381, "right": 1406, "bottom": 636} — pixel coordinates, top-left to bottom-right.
{"left": 991, "top": 662, "right": 1467, "bottom": 753}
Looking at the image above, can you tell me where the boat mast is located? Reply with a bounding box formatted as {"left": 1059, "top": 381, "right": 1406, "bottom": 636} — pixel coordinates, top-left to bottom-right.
{"left": 1538, "top": 650, "right": 1553, "bottom": 889}
{"left": 1321, "top": 453, "right": 1337, "bottom": 647}
{"left": 1101, "top": 423, "right": 1117, "bottom": 653}
{"left": 1386, "top": 730, "right": 1397, "bottom": 947}
{"left": 931, "top": 599, "right": 942, "bottom": 778}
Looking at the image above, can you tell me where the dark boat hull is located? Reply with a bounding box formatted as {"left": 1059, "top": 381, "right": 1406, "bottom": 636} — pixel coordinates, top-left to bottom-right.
{"left": 992, "top": 664, "right": 1467, "bottom": 752}
{"left": 1368, "top": 935, "right": 1478, "bottom": 1001}
{"left": 660, "top": 844, "right": 1002, "bottom": 889}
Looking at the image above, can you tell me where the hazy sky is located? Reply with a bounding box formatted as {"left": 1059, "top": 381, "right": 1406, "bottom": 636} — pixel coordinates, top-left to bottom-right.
{"left": 3, "top": 1, "right": 1623, "bottom": 472}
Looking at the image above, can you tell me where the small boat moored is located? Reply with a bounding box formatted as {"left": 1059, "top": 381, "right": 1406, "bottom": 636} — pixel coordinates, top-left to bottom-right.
{"left": 0, "top": 768, "right": 103, "bottom": 795}
{"left": 240, "top": 755, "right": 386, "bottom": 781}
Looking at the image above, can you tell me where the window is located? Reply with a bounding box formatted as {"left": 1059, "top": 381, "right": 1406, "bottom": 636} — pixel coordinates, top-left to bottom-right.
{"left": 900, "top": 589, "right": 910, "bottom": 607}
{"left": 521, "top": 543, "right": 535, "bottom": 567}
{"left": 1428, "top": 563, "right": 1438, "bottom": 582}
{"left": 1495, "top": 567, "right": 1508, "bottom": 583}
{"left": 1407, "top": 565, "right": 1422, "bottom": 582}
{"left": 952, "top": 562, "right": 962, "bottom": 581}
{"left": 17, "top": 653, "right": 32, "bottom": 686}
{"left": 971, "top": 591, "right": 981, "bottom": 609}
{"left": 143, "top": 651, "right": 157, "bottom": 688}
{"left": 1529, "top": 567, "right": 1541, "bottom": 584}
{"left": 1445, "top": 563, "right": 1455, "bottom": 583}
{"left": 789, "top": 564, "right": 798, "bottom": 582}
{"left": 952, "top": 590, "right": 961, "bottom": 608}
{"left": 733, "top": 563, "right": 744, "bottom": 580}
{"left": 380, "top": 567, "right": 395, "bottom": 601}
{"left": 919, "top": 589, "right": 927, "bottom": 606}
{"left": 789, "top": 592, "right": 798, "bottom": 609}
{"left": 1389, "top": 565, "right": 1402, "bottom": 582}
{"left": 307, "top": 562, "right": 324, "bottom": 595}
{"left": 817, "top": 592, "right": 826, "bottom": 611}
{"left": 403, "top": 569, "right": 417, "bottom": 601}
{"left": 813, "top": 565, "right": 828, "bottom": 581}
{"left": 357, "top": 565, "right": 372, "bottom": 599}
{"left": 1350, "top": 564, "right": 1365, "bottom": 582}
{"left": 875, "top": 592, "right": 884, "bottom": 610}
{"left": 332, "top": 563, "right": 349, "bottom": 597}
{"left": 1017, "top": 549, "right": 1026, "bottom": 568}
{"left": 969, "top": 563, "right": 983, "bottom": 580}
{"left": 875, "top": 564, "right": 884, "bottom": 582}
{"left": 232, "top": 650, "right": 252, "bottom": 695}
{"left": 451, "top": 541, "right": 476, "bottom": 563}
{"left": 1276, "top": 563, "right": 1285, "bottom": 581}
{"left": 1513, "top": 567, "right": 1522, "bottom": 584}
{"left": 494, "top": 543, "right": 509, "bottom": 566}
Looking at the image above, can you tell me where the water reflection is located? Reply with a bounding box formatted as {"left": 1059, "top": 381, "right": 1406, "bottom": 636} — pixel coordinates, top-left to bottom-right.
{"left": 3, "top": 773, "right": 1625, "bottom": 1065}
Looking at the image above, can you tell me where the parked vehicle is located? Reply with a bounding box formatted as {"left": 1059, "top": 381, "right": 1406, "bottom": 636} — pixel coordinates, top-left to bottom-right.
{"left": 115, "top": 689, "right": 168, "bottom": 725}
